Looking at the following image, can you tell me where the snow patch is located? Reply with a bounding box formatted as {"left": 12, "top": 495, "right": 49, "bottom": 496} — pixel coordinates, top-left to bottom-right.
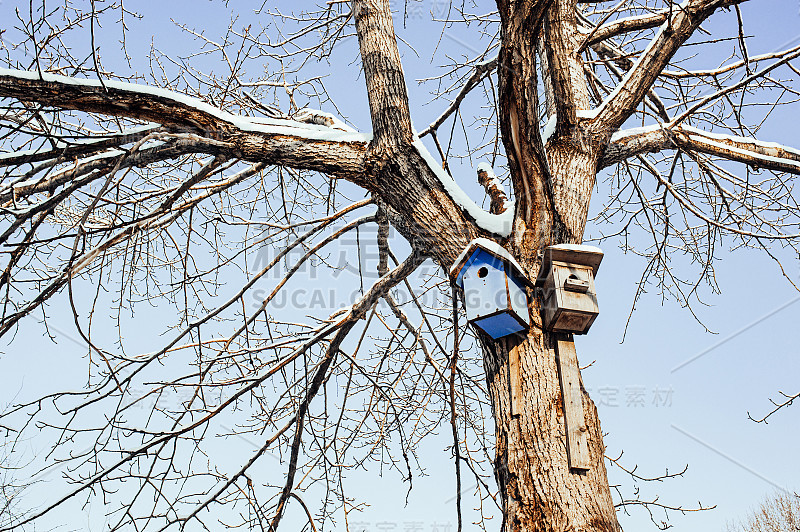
{"left": 542, "top": 115, "right": 558, "bottom": 144}
{"left": 576, "top": 109, "right": 599, "bottom": 120}
{"left": 412, "top": 139, "right": 514, "bottom": 237}
{"left": 687, "top": 134, "right": 800, "bottom": 169}
{"left": 609, "top": 124, "right": 662, "bottom": 142}
{"left": 547, "top": 243, "right": 604, "bottom": 255}
{"left": 476, "top": 161, "right": 494, "bottom": 174}
{"left": 541, "top": 111, "right": 597, "bottom": 144}
{"left": 0, "top": 148, "right": 127, "bottom": 195}
{"left": 681, "top": 125, "right": 800, "bottom": 159}
{"left": 608, "top": 124, "right": 800, "bottom": 170}
{"left": 474, "top": 56, "right": 498, "bottom": 68}
{"left": 294, "top": 108, "right": 357, "bottom": 132}
{"left": 476, "top": 162, "right": 506, "bottom": 193}
{"left": 0, "top": 148, "right": 45, "bottom": 162}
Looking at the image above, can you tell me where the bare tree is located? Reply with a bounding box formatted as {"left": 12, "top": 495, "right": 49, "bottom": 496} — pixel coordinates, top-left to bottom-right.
{"left": 0, "top": 0, "right": 798, "bottom": 531}
{"left": 725, "top": 491, "right": 800, "bottom": 532}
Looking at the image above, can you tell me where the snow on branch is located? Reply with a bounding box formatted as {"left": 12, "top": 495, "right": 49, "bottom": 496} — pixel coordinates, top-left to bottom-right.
{"left": 0, "top": 68, "right": 371, "bottom": 181}
{"left": 476, "top": 162, "right": 508, "bottom": 215}
{"left": 581, "top": 9, "right": 672, "bottom": 48}
{"left": 412, "top": 139, "right": 514, "bottom": 237}
{"left": 661, "top": 46, "right": 800, "bottom": 78}
{"left": 600, "top": 124, "right": 800, "bottom": 175}
{"left": 0, "top": 68, "right": 364, "bottom": 141}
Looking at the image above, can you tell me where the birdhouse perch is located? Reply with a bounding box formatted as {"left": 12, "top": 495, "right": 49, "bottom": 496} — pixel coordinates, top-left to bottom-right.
{"left": 450, "top": 239, "right": 533, "bottom": 340}
{"left": 535, "top": 244, "right": 603, "bottom": 335}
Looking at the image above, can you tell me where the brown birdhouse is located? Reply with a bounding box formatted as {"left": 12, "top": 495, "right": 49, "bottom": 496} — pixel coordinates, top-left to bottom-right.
{"left": 535, "top": 244, "right": 603, "bottom": 335}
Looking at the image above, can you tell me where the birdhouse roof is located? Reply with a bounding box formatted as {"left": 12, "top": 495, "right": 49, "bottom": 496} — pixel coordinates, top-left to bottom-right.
{"left": 449, "top": 238, "right": 533, "bottom": 288}
{"left": 535, "top": 244, "right": 604, "bottom": 286}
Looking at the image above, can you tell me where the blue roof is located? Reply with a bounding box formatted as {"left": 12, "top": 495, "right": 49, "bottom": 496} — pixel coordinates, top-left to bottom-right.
{"left": 453, "top": 248, "right": 504, "bottom": 288}
{"left": 451, "top": 238, "right": 533, "bottom": 289}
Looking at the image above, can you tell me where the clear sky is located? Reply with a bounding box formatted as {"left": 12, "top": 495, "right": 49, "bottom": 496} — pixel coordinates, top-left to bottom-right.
{"left": 0, "top": 1, "right": 798, "bottom": 531}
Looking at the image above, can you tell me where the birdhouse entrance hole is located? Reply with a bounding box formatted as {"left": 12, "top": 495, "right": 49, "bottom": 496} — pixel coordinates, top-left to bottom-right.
{"left": 564, "top": 274, "right": 589, "bottom": 293}
{"left": 477, "top": 266, "right": 489, "bottom": 278}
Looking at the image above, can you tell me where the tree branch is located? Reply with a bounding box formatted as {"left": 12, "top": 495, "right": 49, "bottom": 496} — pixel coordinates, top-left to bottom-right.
{"left": 583, "top": 0, "right": 735, "bottom": 48}
{"left": 668, "top": 44, "right": 800, "bottom": 127}
{"left": 591, "top": 0, "right": 750, "bottom": 131}
{"left": 353, "top": 0, "right": 413, "bottom": 148}
{"left": 543, "top": 0, "right": 592, "bottom": 134}
{"left": 268, "top": 250, "right": 426, "bottom": 531}
{"left": 419, "top": 57, "right": 498, "bottom": 138}
{"left": 748, "top": 390, "right": 800, "bottom": 423}
{"left": 0, "top": 68, "right": 369, "bottom": 181}
{"left": 600, "top": 124, "right": 800, "bottom": 175}
{"left": 0, "top": 125, "right": 160, "bottom": 167}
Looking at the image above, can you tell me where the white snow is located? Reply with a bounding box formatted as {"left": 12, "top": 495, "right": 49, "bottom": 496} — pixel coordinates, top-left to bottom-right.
{"left": 547, "top": 243, "right": 604, "bottom": 255}
{"left": 0, "top": 149, "right": 126, "bottom": 192}
{"left": 0, "top": 147, "right": 46, "bottom": 162}
{"left": 0, "top": 68, "right": 537, "bottom": 237}
{"left": 609, "top": 124, "right": 662, "bottom": 142}
{"left": 0, "top": 164, "right": 41, "bottom": 191}
{"left": 680, "top": 125, "right": 800, "bottom": 159}
{"left": 473, "top": 56, "right": 498, "bottom": 68}
{"left": 607, "top": 121, "right": 800, "bottom": 168}
{"left": 412, "top": 138, "right": 514, "bottom": 237}
{"left": 535, "top": 243, "right": 604, "bottom": 283}
{"left": 608, "top": 125, "right": 800, "bottom": 169}
{"left": 293, "top": 108, "right": 357, "bottom": 132}
{"left": 0, "top": 68, "right": 370, "bottom": 144}
{"left": 476, "top": 161, "right": 494, "bottom": 174}
{"left": 603, "top": 12, "right": 665, "bottom": 27}
{"left": 542, "top": 114, "right": 558, "bottom": 144}
{"left": 542, "top": 111, "right": 597, "bottom": 144}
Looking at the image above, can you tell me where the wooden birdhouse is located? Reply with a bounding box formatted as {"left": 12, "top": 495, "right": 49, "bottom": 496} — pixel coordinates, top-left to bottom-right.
{"left": 450, "top": 238, "right": 533, "bottom": 339}
{"left": 535, "top": 244, "right": 603, "bottom": 335}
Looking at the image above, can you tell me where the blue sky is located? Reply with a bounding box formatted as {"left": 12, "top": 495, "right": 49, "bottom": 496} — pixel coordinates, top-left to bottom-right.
{"left": 0, "top": 0, "right": 799, "bottom": 530}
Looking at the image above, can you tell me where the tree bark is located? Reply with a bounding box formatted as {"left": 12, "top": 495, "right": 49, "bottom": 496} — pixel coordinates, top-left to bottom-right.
{"left": 483, "top": 326, "right": 619, "bottom": 532}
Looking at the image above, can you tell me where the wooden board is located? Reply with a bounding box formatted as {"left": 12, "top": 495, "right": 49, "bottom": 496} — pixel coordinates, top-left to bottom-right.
{"left": 555, "top": 335, "right": 591, "bottom": 470}
{"left": 508, "top": 339, "right": 522, "bottom": 417}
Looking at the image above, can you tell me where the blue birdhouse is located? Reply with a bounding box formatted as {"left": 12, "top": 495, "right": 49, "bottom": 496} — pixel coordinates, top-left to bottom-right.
{"left": 450, "top": 239, "right": 533, "bottom": 339}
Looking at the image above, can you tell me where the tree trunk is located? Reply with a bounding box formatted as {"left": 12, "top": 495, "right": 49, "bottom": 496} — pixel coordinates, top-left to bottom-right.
{"left": 483, "top": 1, "right": 621, "bottom": 527}
{"left": 483, "top": 135, "right": 617, "bottom": 532}
{"left": 481, "top": 303, "right": 619, "bottom": 532}
{"left": 352, "top": 1, "right": 620, "bottom": 529}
